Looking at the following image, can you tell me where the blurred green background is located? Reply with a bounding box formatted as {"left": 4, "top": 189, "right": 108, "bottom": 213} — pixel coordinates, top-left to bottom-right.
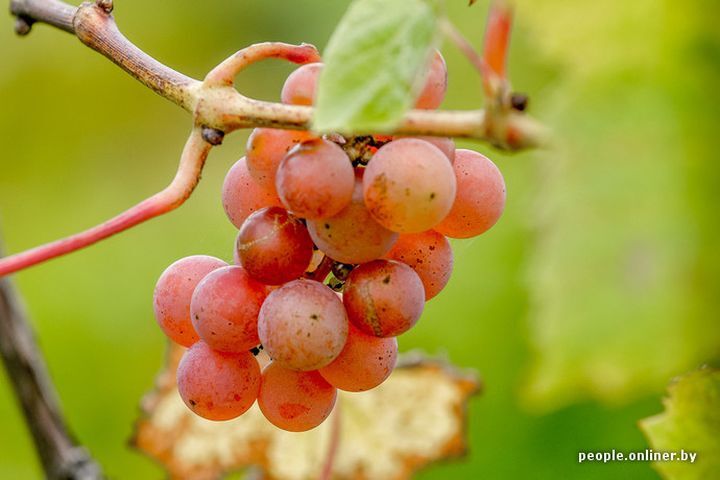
{"left": 1, "top": 0, "right": 718, "bottom": 478}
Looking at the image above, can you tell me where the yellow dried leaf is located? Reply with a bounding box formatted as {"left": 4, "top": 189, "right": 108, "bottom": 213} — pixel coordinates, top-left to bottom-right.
{"left": 132, "top": 345, "right": 479, "bottom": 480}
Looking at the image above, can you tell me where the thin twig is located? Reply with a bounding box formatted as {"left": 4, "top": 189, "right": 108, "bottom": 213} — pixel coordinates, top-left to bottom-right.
{"left": 0, "top": 127, "right": 211, "bottom": 276}
{"left": 0, "top": 242, "right": 104, "bottom": 479}
{"left": 319, "top": 398, "right": 342, "bottom": 480}
{"left": 440, "top": 18, "right": 484, "bottom": 74}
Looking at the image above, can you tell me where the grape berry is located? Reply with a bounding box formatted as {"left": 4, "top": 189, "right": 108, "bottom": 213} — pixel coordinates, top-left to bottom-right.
{"left": 153, "top": 50, "right": 507, "bottom": 431}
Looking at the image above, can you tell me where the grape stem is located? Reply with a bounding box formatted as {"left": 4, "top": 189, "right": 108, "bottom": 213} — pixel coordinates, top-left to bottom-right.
{"left": 440, "top": 19, "right": 485, "bottom": 75}
{"left": 319, "top": 397, "right": 342, "bottom": 480}
{"left": 1, "top": 0, "right": 546, "bottom": 277}
{"left": 0, "top": 127, "right": 210, "bottom": 276}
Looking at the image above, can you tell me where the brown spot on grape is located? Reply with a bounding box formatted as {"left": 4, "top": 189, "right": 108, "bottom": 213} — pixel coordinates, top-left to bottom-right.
{"left": 189, "top": 399, "right": 197, "bottom": 406}
{"left": 429, "top": 192, "right": 436, "bottom": 200}
{"left": 383, "top": 276, "right": 391, "bottom": 284}
{"left": 280, "top": 403, "right": 310, "bottom": 419}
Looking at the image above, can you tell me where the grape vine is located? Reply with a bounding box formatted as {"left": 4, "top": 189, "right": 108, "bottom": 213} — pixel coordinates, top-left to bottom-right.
{"left": 1, "top": 0, "right": 543, "bottom": 477}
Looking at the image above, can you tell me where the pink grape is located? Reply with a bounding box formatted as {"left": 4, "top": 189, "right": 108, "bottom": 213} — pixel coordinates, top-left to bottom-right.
{"left": 363, "top": 138, "right": 456, "bottom": 233}
{"left": 394, "top": 135, "right": 455, "bottom": 163}
{"left": 435, "top": 149, "right": 506, "bottom": 238}
{"left": 258, "top": 362, "right": 337, "bottom": 432}
{"left": 177, "top": 342, "right": 261, "bottom": 421}
{"left": 235, "top": 206, "right": 314, "bottom": 285}
{"left": 245, "top": 128, "right": 316, "bottom": 191}
{"left": 190, "top": 266, "right": 267, "bottom": 352}
{"left": 415, "top": 50, "right": 447, "bottom": 109}
{"left": 386, "top": 230, "right": 453, "bottom": 300}
{"left": 276, "top": 139, "right": 354, "bottom": 219}
{"left": 153, "top": 255, "right": 228, "bottom": 347}
{"left": 307, "top": 170, "right": 398, "bottom": 264}
{"left": 343, "top": 260, "right": 425, "bottom": 337}
{"left": 222, "top": 157, "right": 282, "bottom": 229}
{"left": 319, "top": 323, "right": 398, "bottom": 392}
{"left": 258, "top": 279, "right": 348, "bottom": 371}
{"left": 281, "top": 62, "right": 323, "bottom": 106}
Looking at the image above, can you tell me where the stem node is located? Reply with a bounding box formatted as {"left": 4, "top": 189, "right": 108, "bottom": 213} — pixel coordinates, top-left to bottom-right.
{"left": 14, "top": 15, "right": 34, "bottom": 35}
{"left": 96, "top": 0, "right": 112, "bottom": 14}
{"left": 201, "top": 126, "right": 225, "bottom": 146}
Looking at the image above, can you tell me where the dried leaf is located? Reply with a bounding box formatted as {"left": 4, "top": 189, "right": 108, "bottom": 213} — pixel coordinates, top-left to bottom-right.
{"left": 132, "top": 345, "right": 479, "bottom": 480}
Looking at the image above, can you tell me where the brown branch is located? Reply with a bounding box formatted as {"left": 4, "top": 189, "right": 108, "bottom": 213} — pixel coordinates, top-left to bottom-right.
{"left": 11, "top": 0, "right": 75, "bottom": 34}
{"left": 0, "top": 243, "right": 103, "bottom": 479}
{"left": 9, "top": 0, "right": 545, "bottom": 148}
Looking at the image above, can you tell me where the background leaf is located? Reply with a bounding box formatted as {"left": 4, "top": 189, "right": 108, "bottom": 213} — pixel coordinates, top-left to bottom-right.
{"left": 640, "top": 366, "right": 720, "bottom": 479}
{"left": 519, "top": 0, "right": 720, "bottom": 410}
{"left": 313, "top": 0, "right": 438, "bottom": 133}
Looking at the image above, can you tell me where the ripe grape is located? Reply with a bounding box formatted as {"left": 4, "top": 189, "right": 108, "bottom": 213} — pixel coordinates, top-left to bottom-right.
{"left": 394, "top": 135, "right": 455, "bottom": 163}
{"left": 343, "top": 260, "right": 425, "bottom": 337}
{"left": 245, "top": 128, "right": 315, "bottom": 191}
{"left": 258, "top": 278, "right": 348, "bottom": 371}
{"left": 386, "top": 230, "right": 453, "bottom": 300}
{"left": 281, "top": 62, "right": 323, "bottom": 106}
{"left": 276, "top": 138, "right": 354, "bottom": 219}
{"left": 222, "top": 157, "right": 281, "bottom": 229}
{"left": 153, "top": 255, "right": 228, "bottom": 347}
{"left": 258, "top": 362, "right": 337, "bottom": 432}
{"left": 177, "top": 342, "right": 261, "bottom": 421}
{"left": 435, "top": 149, "right": 506, "bottom": 238}
{"left": 319, "top": 323, "right": 398, "bottom": 392}
{"left": 307, "top": 170, "right": 398, "bottom": 264}
{"left": 235, "top": 206, "right": 314, "bottom": 285}
{"left": 190, "top": 266, "right": 267, "bottom": 353}
{"left": 363, "top": 138, "right": 456, "bottom": 233}
{"left": 415, "top": 50, "right": 447, "bottom": 110}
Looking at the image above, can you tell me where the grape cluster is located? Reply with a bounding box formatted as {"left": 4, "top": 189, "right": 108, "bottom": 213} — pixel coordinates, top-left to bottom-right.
{"left": 152, "top": 51, "right": 506, "bottom": 432}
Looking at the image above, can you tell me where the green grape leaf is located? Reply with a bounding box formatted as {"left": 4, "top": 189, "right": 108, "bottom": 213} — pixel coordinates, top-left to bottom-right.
{"left": 313, "top": 0, "right": 439, "bottom": 133}
{"left": 640, "top": 367, "right": 720, "bottom": 480}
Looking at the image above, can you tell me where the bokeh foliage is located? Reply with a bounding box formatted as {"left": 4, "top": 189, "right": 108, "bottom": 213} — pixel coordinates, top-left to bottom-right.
{"left": 520, "top": 0, "right": 720, "bottom": 409}
{"left": 0, "top": 0, "right": 718, "bottom": 479}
